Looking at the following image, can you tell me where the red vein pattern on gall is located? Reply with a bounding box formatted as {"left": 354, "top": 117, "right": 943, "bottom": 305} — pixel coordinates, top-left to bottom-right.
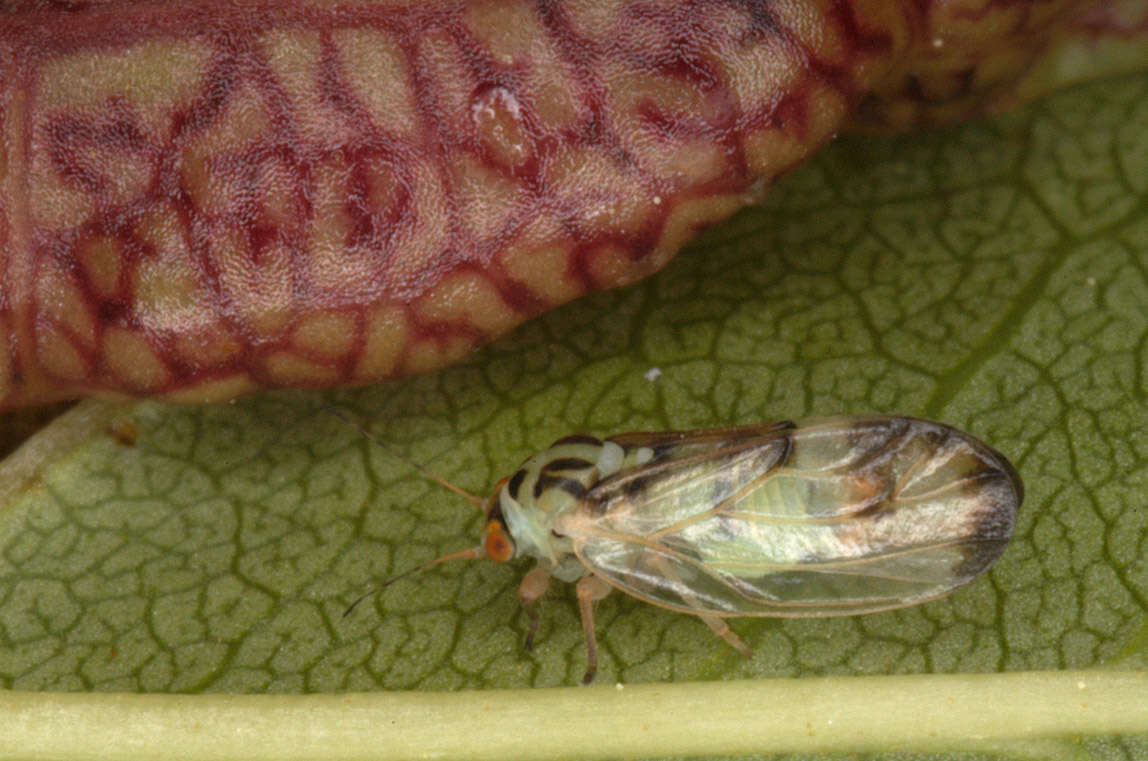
{"left": 0, "top": 1, "right": 1093, "bottom": 408}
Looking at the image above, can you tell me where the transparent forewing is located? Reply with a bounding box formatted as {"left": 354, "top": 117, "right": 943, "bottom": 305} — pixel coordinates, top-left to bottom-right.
{"left": 563, "top": 417, "right": 1022, "bottom": 617}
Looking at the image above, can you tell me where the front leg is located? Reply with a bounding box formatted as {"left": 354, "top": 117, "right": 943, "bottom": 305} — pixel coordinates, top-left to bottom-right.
{"left": 517, "top": 565, "right": 551, "bottom": 652}
{"left": 575, "top": 575, "right": 612, "bottom": 685}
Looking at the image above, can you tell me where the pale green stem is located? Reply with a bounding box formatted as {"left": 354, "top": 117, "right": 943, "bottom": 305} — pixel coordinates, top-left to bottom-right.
{"left": 1, "top": 670, "right": 1145, "bottom": 761}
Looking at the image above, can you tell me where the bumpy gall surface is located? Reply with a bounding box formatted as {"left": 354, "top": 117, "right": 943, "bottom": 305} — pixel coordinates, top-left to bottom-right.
{"left": 0, "top": 0, "right": 1120, "bottom": 407}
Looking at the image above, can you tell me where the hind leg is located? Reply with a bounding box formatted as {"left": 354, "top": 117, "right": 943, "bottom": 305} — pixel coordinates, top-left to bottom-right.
{"left": 645, "top": 555, "right": 753, "bottom": 659}
{"left": 699, "top": 615, "right": 753, "bottom": 658}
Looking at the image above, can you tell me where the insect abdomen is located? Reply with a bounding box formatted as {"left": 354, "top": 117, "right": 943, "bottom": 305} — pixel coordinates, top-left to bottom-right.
{"left": 573, "top": 417, "right": 1022, "bottom": 617}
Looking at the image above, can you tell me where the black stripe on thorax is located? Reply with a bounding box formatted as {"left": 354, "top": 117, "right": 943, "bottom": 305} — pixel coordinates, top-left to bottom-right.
{"left": 541, "top": 457, "right": 595, "bottom": 473}
{"left": 507, "top": 468, "right": 528, "bottom": 501}
{"left": 533, "top": 473, "right": 588, "bottom": 500}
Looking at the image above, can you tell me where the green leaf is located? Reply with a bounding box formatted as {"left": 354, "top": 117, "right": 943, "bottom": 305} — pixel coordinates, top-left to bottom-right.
{"left": 2, "top": 72, "right": 1148, "bottom": 759}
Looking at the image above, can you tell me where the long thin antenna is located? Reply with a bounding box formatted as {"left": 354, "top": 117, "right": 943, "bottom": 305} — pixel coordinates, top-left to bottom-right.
{"left": 343, "top": 546, "right": 483, "bottom": 617}
{"left": 320, "top": 403, "right": 485, "bottom": 510}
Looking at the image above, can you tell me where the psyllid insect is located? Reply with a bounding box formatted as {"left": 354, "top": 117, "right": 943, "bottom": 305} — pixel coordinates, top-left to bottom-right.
{"left": 337, "top": 412, "right": 1023, "bottom": 684}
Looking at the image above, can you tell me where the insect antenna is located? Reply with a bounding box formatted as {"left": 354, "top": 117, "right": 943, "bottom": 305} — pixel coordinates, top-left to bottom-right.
{"left": 343, "top": 546, "right": 484, "bottom": 617}
{"left": 319, "top": 402, "right": 485, "bottom": 510}
{"left": 320, "top": 403, "right": 492, "bottom": 618}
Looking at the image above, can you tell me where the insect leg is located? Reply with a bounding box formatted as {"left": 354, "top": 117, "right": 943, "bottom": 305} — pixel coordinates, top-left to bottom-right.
{"left": 517, "top": 565, "right": 551, "bottom": 651}
{"left": 698, "top": 615, "right": 753, "bottom": 658}
{"left": 647, "top": 554, "right": 753, "bottom": 658}
{"left": 575, "top": 575, "right": 612, "bottom": 685}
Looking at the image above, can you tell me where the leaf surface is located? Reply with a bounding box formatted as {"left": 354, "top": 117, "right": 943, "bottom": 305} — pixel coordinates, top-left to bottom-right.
{"left": 2, "top": 72, "right": 1147, "bottom": 759}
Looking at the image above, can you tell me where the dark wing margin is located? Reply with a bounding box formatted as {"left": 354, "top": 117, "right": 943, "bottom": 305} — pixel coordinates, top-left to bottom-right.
{"left": 606, "top": 421, "right": 796, "bottom": 454}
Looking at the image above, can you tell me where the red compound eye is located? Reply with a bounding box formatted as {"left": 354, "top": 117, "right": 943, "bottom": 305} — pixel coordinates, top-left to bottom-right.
{"left": 483, "top": 521, "right": 514, "bottom": 563}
